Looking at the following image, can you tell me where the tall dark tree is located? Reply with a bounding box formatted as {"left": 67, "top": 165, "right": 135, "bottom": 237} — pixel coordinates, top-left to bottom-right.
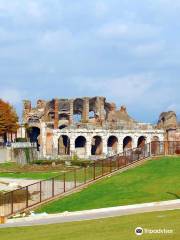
{"left": 0, "top": 99, "right": 19, "bottom": 142}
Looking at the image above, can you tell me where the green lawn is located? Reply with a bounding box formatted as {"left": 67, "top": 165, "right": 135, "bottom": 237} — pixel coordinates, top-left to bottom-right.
{"left": 36, "top": 156, "right": 180, "bottom": 213}
{"left": 0, "top": 162, "right": 67, "bottom": 180}
{"left": 0, "top": 210, "right": 179, "bottom": 240}
{"left": 0, "top": 172, "right": 60, "bottom": 179}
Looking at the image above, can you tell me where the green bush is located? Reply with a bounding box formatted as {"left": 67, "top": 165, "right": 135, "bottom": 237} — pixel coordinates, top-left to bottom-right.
{"left": 16, "top": 138, "right": 27, "bottom": 142}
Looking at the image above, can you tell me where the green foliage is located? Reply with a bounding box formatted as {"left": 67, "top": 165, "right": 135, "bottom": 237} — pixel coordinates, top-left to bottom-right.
{"left": 24, "top": 148, "right": 30, "bottom": 164}
{"left": 16, "top": 138, "right": 27, "bottom": 142}
{"left": 72, "top": 153, "right": 79, "bottom": 161}
{"left": 0, "top": 172, "right": 59, "bottom": 180}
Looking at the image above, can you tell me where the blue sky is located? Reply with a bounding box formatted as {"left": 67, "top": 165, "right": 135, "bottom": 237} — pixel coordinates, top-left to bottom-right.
{"left": 0, "top": 0, "right": 180, "bottom": 123}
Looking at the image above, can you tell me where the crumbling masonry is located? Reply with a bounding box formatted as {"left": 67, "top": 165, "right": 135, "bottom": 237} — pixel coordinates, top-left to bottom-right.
{"left": 23, "top": 96, "right": 167, "bottom": 159}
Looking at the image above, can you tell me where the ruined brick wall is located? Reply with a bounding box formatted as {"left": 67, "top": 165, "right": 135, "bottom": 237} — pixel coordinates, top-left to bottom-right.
{"left": 167, "top": 129, "right": 180, "bottom": 141}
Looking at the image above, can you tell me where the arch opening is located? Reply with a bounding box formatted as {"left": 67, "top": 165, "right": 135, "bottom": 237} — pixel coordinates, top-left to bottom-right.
{"left": 58, "top": 135, "right": 70, "bottom": 155}
{"left": 107, "top": 136, "right": 118, "bottom": 154}
{"left": 123, "top": 136, "right": 132, "bottom": 150}
{"left": 27, "top": 127, "right": 40, "bottom": 151}
{"left": 59, "top": 113, "right": 69, "bottom": 121}
{"left": 75, "top": 136, "right": 86, "bottom": 156}
{"left": 137, "top": 136, "right": 146, "bottom": 148}
{"left": 91, "top": 136, "right": 103, "bottom": 155}
{"left": 59, "top": 125, "right": 68, "bottom": 130}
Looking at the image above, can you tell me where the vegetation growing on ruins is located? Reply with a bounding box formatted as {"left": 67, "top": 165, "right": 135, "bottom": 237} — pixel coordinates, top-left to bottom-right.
{"left": 0, "top": 99, "right": 18, "bottom": 142}
{"left": 36, "top": 157, "right": 180, "bottom": 213}
{"left": 0, "top": 210, "right": 179, "bottom": 240}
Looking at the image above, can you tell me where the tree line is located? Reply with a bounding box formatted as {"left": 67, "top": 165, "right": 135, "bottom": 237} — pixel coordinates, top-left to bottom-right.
{"left": 0, "top": 99, "right": 19, "bottom": 142}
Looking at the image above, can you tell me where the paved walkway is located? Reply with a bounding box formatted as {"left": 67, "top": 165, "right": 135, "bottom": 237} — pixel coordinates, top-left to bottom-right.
{"left": 0, "top": 199, "right": 180, "bottom": 228}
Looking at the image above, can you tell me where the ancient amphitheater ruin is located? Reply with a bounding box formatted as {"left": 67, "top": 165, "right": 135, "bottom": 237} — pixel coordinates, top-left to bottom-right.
{"left": 22, "top": 96, "right": 180, "bottom": 159}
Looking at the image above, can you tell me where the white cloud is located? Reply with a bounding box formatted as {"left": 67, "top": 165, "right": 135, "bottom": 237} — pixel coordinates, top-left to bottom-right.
{"left": 27, "top": 1, "right": 45, "bottom": 19}
{"left": 1, "top": 88, "right": 25, "bottom": 105}
{"left": 39, "top": 29, "right": 73, "bottom": 50}
{"left": 94, "top": 1, "right": 108, "bottom": 17}
{"left": 72, "top": 73, "right": 156, "bottom": 105}
{"left": 132, "top": 42, "right": 165, "bottom": 57}
{"left": 98, "top": 22, "right": 160, "bottom": 39}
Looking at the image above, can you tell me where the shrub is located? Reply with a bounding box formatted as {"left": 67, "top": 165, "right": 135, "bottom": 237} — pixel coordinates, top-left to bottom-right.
{"left": 16, "top": 138, "right": 27, "bottom": 142}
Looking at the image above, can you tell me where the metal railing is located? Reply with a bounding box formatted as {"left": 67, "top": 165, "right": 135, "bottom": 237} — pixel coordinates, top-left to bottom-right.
{"left": 0, "top": 141, "right": 179, "bottom": 217}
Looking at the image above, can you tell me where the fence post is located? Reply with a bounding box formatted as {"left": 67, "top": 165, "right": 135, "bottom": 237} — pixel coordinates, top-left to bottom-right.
{"left": 93, "top": 161, "right": 96, "bottom": 180}
{"left": 117, "top": 156, "right": 120, "bottom": 169}
{"left": 110, "top": 158, "right": 112, "bottom": 172}
{"left": 84, "top": 167, "right": 86, "bottom": 184}
{"left": 40, "top": 181, "right": 42, "bottom": 203}
{"left": 74, "top": 169, "right": 76, "bottom": 188}
{"left": 63, "top": 173, "right": 66, "bottom": 192}
{"left": 149, "top": 142, "right": 151, "bottom": 157}
{"left": 26, "top": 186, "right": 28, "bottom": 208}
{"left": 102, "top": 160, "right": 104, "bottom": 176}
{"left": 52, "top": 178, "right": 54, "bottom": 197}
{"left": 11, "top": 191, "right": 13, "bottom": 215}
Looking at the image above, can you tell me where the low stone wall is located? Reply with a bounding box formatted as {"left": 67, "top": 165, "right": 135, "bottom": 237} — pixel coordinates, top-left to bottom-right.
{"left": 12, "top": 148, "right": 38, "bottom": 165}
{"left": 0, "top": 147, "right": 38, "bottom": 164}
{"left": 0, "top": 148, "right": 11, "bottom": 163}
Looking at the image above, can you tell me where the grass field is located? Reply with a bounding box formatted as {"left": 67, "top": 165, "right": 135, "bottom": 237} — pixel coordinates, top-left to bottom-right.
{"left": 0, "top": 171, "right": 61, "bottom": 179}
{"left": 36, "top": 156, "right": 180, "bottom": 213}
{"left": 0, "top": 210, "right": 179, "bottom": 240}
{"left": 0, "top": 162, "right": 68, "bottom": 179}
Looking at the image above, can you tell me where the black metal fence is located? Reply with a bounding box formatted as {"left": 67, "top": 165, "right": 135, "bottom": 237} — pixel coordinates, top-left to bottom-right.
{"left": 0, "top": 141, "right": 179, "bottom": 217}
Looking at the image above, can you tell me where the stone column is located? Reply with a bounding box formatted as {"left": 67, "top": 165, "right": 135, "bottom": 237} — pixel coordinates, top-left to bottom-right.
{"left": 82, "top": 97, "right": 89, "bottom": 123}
{"left": 70, "top": 136, "right": 75, "bottom": 156}
{"left": 54, "top": 98, "right": 59, "bottom": 129}
{"left": 52, "top": 135, "right": 58, "bottom": 156}
{"left": 41, "top": 123, "right": 47, "bottom": 157}
{"left": 69, "top": 99, "right": 74, "bottom": 124}
{"left": 23, "top": 100, "right": 31, "bottom": 122}
{"left": 102, "top": 137, "right": 108, "bottom": 156}
{"left": 96, "top": 97, "right": 105, "bottom": 124}
{"left": 86, "top": 137, "right": 92, "bottom": 157}
{"left": 118, "top": 137, "right": 123, "bottom": 153}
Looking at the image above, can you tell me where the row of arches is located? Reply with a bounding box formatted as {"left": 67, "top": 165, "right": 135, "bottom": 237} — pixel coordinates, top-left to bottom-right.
{"left": 58, "top": 135, "right": 154, "bottom": 156}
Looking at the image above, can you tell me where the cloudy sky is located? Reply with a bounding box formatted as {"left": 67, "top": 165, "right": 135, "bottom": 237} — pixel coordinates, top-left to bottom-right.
{"left": 0, "top": 0, "right": 180, "bottom": 123}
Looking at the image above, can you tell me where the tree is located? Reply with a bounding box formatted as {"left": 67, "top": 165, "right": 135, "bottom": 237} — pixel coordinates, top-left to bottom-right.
{"left": 0, "top": 99, "right": 19, "bottom": 142}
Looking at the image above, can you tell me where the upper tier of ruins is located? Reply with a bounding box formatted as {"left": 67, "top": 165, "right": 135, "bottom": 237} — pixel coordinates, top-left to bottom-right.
{"left": 23, "top": 96, "right": 155, "bottom": 130}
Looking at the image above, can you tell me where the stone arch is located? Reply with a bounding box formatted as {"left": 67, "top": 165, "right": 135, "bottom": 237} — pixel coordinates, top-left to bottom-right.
{"left": 107, "top": 136, "right": 118, "bottom": 154}
{"left": 91, "top": 136, "right": 103, "bottom": 155}
{"left": 58, "top": 135, "right": 70, "bottom": 155}
{"left": 151, "top": 136, "right": 160, "bottom": 155}
{"left": 123, "top": 136, "right": 132, "bottom": 150}
{"left": 27, "top": 127, "right": 40, "bottom": 151}
{"left": 137, "top": 136, "right": 146, "bottom": 148}
{"left": 59, "top": 113, "right": 69, "bottom": 127}
{"left": 59, "top": 113, "right": 69, "bottom": 121}
{"left": 73, "top": 98, "right": 83, "bottom": 123}
{"left": 59, "top": 124, "right": 68, "bottom": 130}
{"left": 75, "top": 136, "right": 87, "bottom": 156}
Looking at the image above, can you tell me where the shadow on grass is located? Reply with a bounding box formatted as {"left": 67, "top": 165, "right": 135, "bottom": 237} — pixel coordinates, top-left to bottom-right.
{"left": 166, "top": 192, "right": 180, "bottom": 199}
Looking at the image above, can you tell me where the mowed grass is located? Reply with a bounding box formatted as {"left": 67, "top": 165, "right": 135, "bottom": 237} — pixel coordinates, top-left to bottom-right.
{"left": 0, "top": 162, "right": 67, "bottom": 180}
{"left": 0, "top": 172, "right": 60, "bottom": 180}
{"left": 37, "top": 157, "right": 180, "bottom": 213}
{"left": 0, "top": 210, "right": 180, "bottom": 240}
